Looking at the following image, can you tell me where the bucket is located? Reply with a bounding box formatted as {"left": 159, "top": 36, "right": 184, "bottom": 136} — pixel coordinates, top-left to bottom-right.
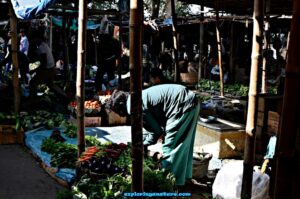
{"left": 192, "top": 152, "right": 212, "bottom": 178}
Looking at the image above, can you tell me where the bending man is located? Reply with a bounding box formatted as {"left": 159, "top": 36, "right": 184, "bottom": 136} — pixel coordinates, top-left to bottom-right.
{"left": 108, "top": 84, "right": 200, "bottom": 185}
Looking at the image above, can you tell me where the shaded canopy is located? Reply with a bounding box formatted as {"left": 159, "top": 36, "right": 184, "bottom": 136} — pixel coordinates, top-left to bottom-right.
{"left": 11, "top": 0, "right": 57, "bottom": 20}
{"left": 178, "top": 0, "right": 293, "bottom": 15}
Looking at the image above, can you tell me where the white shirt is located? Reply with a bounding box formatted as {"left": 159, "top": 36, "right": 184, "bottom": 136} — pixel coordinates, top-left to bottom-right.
{"left": 20, "top": 35, "right": 29, "bottom": 55}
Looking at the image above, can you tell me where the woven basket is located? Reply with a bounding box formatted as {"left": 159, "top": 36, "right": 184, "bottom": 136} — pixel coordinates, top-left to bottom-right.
{"left": 192, "top": 153, "right": 212, "bottom": 178}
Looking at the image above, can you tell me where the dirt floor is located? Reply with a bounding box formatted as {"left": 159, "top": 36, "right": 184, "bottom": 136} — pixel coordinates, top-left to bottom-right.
{"left": 0, "top": 145, "right": 66, "bottom": 199}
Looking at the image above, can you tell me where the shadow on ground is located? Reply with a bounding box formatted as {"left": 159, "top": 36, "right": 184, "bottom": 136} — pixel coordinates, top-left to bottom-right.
{"left": 0, "top": 145, "right": 66, "bottom": 199}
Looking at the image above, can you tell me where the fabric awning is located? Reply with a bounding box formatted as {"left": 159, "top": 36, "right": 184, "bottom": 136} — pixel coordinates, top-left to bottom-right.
{"left": 11, "top": 0, "right": 56, "bottom": 20}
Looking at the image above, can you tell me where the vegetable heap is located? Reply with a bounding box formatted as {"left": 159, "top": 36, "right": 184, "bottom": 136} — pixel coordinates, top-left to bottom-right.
{"left": 198, "top": 79, "right": 278, "bottom": 97}
{"left": 68, "top": 100, "right": 101, "bottom": 116}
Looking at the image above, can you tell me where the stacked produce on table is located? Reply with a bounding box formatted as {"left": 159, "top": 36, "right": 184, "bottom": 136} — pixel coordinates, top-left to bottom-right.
{"left": 68, "top": 100, "right": 101, "bottom": 116}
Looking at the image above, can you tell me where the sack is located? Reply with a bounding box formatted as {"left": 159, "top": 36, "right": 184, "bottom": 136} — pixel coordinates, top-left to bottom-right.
{"left": 212, "top": 160, "right": 270, "bottom": 199}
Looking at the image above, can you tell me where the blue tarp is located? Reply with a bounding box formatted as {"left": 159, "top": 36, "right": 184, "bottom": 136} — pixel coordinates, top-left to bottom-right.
{"left": 11, "top": 0, "right": 56, "bottom": 20}
{"left": 52, "top": 16, "right": 101, "bottom": 30}
{"left": 25, "top": 126, "right": 162, "bottom": 184}
{"left": 25, "top": 126, "right": 132, "bottom": 184}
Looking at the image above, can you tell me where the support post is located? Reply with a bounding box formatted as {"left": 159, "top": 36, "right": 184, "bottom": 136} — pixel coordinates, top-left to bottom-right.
{"left": 9, "top": 3, "right": 20, "bottom": 130}
{"left": 198, "top": 5, "right": 204, "bottom": 82}
{"left": 171, "top": 0, "right": 180, "bottom": 83}
{"left": 215, "top": 5, "right": 224, "bottom": 96}
{"left": 76, "top": 0, "right": 88, "bottom": 157}
{"left": 241, "top": 0, "right": 264, "bottom": 198}
{"left": 273, "top": 0, "right": 300, "bottom": 197}
{"left": 130, "top": 0, "right": 144, "bottom": 192}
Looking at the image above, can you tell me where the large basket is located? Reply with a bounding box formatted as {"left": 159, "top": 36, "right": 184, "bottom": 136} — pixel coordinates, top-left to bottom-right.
{"left": 192, "top": 152, "right": 212, "bottom": 178}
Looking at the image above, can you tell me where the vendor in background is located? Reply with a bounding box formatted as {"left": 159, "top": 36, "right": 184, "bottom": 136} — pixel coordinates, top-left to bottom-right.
{"left": 107, "top": 84, "right": 200, "bottom": 186}
{"left": 209, "top": 57, "right": 229, "bottom": 83}
{"left": 19, "top": 28, "right": 29, "bottom": 56}
{"left": 28, "top": 30, "right": 66, "bottom": 100}
{"left": 149, "top": 67, "right": 170, "bottom": 86}
{"left": 0, "top": 30, "right": 29, "bottom": 84}
{"left": 95, "top": 33, "right": 121, "bottom": 92}
{"left": 0, "top": 46, "right": 29, "bottom": 84}
{"left": 0, "top": 32, "right": 6, "bottom": 79}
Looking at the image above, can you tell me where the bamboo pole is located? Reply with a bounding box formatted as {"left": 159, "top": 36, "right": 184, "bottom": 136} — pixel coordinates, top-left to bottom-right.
{"left": 9, "top": 3, "right": 20, "bottom": 130}
{"left": 50, "top": 17, "right": 53, "bottom": 50}
{"left": 94, "top": 29, "right": 98, "bottom": 66}
{"left": 229, "top": 22, "right": 235, "bottom": 83}
{"left": 63, "top": 13, "right": 70, "bottom": 88}
{"left": 198, "top": 5, "right": 204, "bottom": 82}
{"left": 261, "top": 18, "right": 270, "bottom": 94}
{"left": 76, "top": 0, "right": 87, "bottom": 157}
{"left": 215, "top": 6, "right": 224, "bottom": 97}
{"left": 118, "top": 14, "right": 123, "bottom": 90}
{"left": 241, "top": 0, "right": 264, "bottom": 198}
{"left": 273, "top": 0, "right": 300, "bottom": 197}
{"left": 171, "top": 0, "right": 180, "bottom": 83}
{"left": 129, "top": 0, "right": 144, "bottom": 192}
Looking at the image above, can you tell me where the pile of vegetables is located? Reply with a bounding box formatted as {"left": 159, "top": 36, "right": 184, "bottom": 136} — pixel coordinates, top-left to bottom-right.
{"left": 72, "top": 143, "right": 175, "bottom": 199}
{"left": 198, "top": 79, "right": 278, "bottom": 97}
{"left": 198, "top": 79, "right": 249, "bottom": 97}
{"left": 20, "top": 110, "right": 67, "bottom": 130}
{"left": 48, "top": 137, "right": 176, "bottom": 199}
{"left": 38, "top": 124, "right": 176, "bottom": 199}
{"left": 78, "top": 143, "right": 129, "bottom": 177}
{"left": 68, "top": 100, "right": 101, "bottom": 116}
{"left": 41, "top": 137, "right": 78, "bottom": 169}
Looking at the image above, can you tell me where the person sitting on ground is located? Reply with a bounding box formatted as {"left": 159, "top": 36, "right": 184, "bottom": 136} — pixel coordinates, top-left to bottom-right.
{"left": 107, "top": 84, "right": 200, "bottom": 186}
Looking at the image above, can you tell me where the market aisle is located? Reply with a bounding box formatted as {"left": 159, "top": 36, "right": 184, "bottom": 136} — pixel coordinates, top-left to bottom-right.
{"left": 0, "top": 145, "right": 66, "bottom": 199}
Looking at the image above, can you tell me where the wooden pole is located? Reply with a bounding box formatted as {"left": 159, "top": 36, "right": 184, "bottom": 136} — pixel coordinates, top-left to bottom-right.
{"left": 129, "top": 0, "right": 144, "bottom": 192}
{"left": 273, "top": 0, "right": 300, "bottom": 197}
{"left": 118, "top": 14, "right": 123, "bottom": 90}
{"left": 9, "top": 3, "right": 20, "bottom": 130}
{"left": 229, "top": 22, "right": 235, "bottom": 83}
{"left": 261, "top": 18, "right": 270, "bottom": 94}
{"left": 63, "top": 13, "right": 70, "bottom": 88}
{"left": 50, "top": 16, "right": 53, "bottom": 50}
{"left": 94, "top": 29, "right": 98, "bottom": 66}
{"left": 171, "top": 0, "right": 180, "bottom": 83}
{"left": 241, "top": 0, "right": 264, "bottom": 198}
{"left": 198, "top": 5, "right": 204, "bottom": 82}
{"left": 152, "top": 0, "right": 160, "bottom": 19}
{"left": 215, "top": 5, "right": 224, "bottom": 97}
{"left": 76, "top": 0, "right": 87, "bottom": 157}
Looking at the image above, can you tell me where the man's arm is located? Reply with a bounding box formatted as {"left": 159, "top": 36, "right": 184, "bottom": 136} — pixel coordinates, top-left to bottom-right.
{"left": 143, "top": 111, "right": 164, "bottom": 146}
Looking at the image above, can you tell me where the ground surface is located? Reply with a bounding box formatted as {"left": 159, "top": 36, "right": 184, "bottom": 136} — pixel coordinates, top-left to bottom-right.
{"left": 0, "top": 145, "right": 66, "bottom": 199}
{"left": 0, "top": 144, "right": 213, "bottom": 199}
